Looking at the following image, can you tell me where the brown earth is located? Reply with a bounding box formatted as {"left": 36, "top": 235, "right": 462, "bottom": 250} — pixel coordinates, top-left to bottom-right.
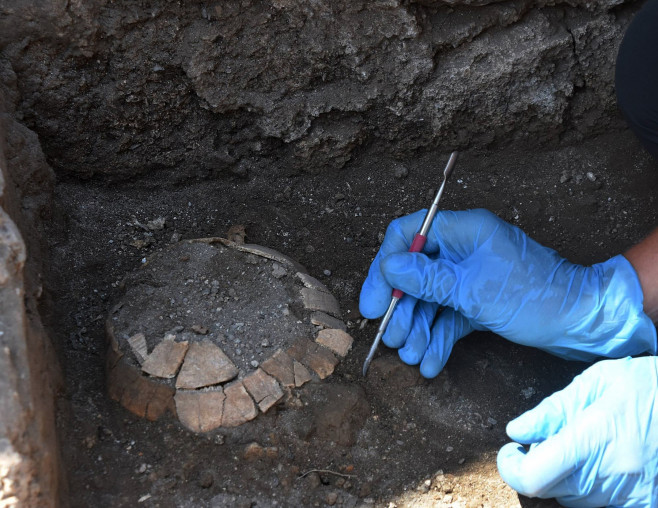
{"left": 45, "top": 129, "right": 658, "bottom": 507}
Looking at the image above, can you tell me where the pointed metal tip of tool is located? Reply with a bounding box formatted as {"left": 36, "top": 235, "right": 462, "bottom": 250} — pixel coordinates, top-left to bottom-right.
{"left": 362, "top": 361, "right": 370, "bottom": 377}
{"left": 443, "top": 151, "right": 459, "bottom": 181}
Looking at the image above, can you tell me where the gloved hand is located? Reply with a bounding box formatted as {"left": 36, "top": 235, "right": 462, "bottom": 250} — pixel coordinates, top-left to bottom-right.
{"left": 497, "top": 356, "right": 658, "bottom": 507}
{"left": 359, "top": 208, "right": 656, "bottom": 378}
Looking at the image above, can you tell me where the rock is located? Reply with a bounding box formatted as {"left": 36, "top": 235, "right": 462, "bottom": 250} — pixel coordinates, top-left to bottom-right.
{"left": 226, "top": 224, "right": 246, "bottom": 245}
{"left": 242, "top": 368, "right": 284, "bottom": 413}
{"left": 191, "top": 325, "right": 209, "bottom": 335}
{"left": 197, "top": 471, "right": 214, "bottom": 489}
{"left": 176, "top": 341, "right": 238, "bottom": 389}
{"left": 315, "top": 329, "right": 353, "bottom": 357}
{"left": 303, "top": 472, "right": 322, "bottom": 490}
{"left": 393, "top": 163, "right": 409, "bottom": 179}
{"left": 243, "top": 442, "right": 265, "bottom": 460}
{"left": 326, "top": 492, "right": 338, "bottom": 506}
{"left": 146, "top": 217, "right": 166, "bottom": 231}
{"left": 141, "top": 338, "right": 189, "bottom": 379}
{"left": 222, "top": 382, "right": 258, "bottom": 427}
{"left": 271, "top": 262, "right": 287, "bottom": 278}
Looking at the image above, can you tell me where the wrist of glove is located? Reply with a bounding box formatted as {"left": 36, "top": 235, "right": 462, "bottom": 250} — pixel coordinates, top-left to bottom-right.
{"left": 498, "top": 356, "right": 658, "bottom": 507}
{"left": 360, "top": 209, "right": 657, "bottom": 377}
{"left": 550, "top": 253, "right": 656, "bottom": 361}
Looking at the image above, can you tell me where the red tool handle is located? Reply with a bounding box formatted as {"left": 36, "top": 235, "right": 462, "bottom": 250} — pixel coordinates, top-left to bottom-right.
{"left": 391, "top": 233, "right": 427, "bottom": 299}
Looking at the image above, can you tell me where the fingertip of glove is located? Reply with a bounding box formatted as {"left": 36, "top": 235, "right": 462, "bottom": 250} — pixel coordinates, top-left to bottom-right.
{"left": 505, "top": 412, "right": 541, "bottom": 444}
{"left": 379, "top": 251, "right": 410, "bottom": 273}
{"left": 398, "top": 346, "right": 423, "bottom": 366}
{"left": 496, "top": 442, "right": 528, "bottom": 490}
{"left": 497, "top": 442, "right": 526, "bottom": 463}
{"left": 358, "top": 278, "right": 390, "bottom": 319}
{"left": 419, "top": 359, "right": 443, "bottom": 379}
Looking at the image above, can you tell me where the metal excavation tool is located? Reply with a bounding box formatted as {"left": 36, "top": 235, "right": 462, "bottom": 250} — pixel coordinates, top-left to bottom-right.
{"left": 362, "top": 151, "right": 459, "bottom": 376}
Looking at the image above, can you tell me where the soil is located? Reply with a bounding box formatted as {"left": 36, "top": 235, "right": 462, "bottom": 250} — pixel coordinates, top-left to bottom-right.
{"left": 45, "top": 129, "right": 658, "bottom": 507}
{"left": 112, "top": 241, "right": 316, "bottom": 375}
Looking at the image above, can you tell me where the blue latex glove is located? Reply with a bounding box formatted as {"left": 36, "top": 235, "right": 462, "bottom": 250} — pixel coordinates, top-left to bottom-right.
{"left": 359, "top": 208, "right": 656, "bottom": 378}
{"left": 497, "top": 356, "right": 658, "bottom": 507}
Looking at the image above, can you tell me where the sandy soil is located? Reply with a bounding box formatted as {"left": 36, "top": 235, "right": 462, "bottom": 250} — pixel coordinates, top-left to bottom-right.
{"left": 45, "top": 129, "right": 658, "bottom": 507}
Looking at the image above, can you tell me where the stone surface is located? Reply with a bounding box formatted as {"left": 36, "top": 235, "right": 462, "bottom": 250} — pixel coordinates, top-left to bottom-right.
{"left": 287, "top": 339, "right": 338, "bottom": 380}
{"left": 310, "top": 311, "right": 347, "bottom": 332}
{"left": 316, "top": 329, "right": 354, "bottom": 357}
{"left": 300, "top": 287, "right": 341, "bottom": 318}
{"left": 176, "top": 341, "right": 239, "bottom": 389}
{"left": 0, "top": 70, "right": 61, "bottom": 508}
{"left": 243, "top": 368, "right": 284, "bottom": 413}
{"left": 222, "top": 382, "right": 258, "bottom": 427}
{"left": 141, "top": 338, "right": 189, "bottom": 379}
{"left": 0, "top": 0, "right": 634, "bottom": 182}
{"left": 174, "top": 388, "right": 226, "bottom": 433}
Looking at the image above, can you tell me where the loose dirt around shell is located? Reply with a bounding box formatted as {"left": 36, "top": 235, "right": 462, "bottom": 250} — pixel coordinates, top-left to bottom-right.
{"left": 47, "top": 132, "right": 658, "bottom": 507}
{"left": 112, "top": 241, "right": 315, "bottom": 374}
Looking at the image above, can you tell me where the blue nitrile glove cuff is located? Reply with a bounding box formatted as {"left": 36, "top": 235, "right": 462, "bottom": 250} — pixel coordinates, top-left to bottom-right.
{"left": 542, "top": 254, "right": 657, "bottom": 361}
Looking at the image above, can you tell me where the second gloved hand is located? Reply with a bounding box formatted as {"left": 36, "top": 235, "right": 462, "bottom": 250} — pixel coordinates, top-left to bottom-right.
{"left": 497, "top": 356, "right": 658, "bottom": 507}
{"left": 359, "top": 209, "right": 656, "bottom": 377}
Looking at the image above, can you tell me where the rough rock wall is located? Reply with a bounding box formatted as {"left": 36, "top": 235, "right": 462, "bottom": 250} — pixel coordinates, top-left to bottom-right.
{"left": 0, "top": 59, "right": 62, "bottom": 507}
{"left": 0, "top": 0, "right": 641, "bottom": 181}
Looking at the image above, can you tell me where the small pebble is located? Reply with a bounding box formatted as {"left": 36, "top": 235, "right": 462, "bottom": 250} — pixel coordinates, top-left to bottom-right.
{"left": 323, "top": 269, "right": 332, "bottom": 276}
{"left": 197, "top": 471, "right": 214, "bottom": 488}
{"left": 394, "top": 164, "right": 409, "bottom": 179}
{"left": 521, "top": 387, "right": 536, "bottom": 399}
{"left": 586, "top": 171, "right": 596, "bottom": 182}
{"left": 272, "top": 263, "right": 287, "bottom": 278}
{"left": 446, "top": 446, "right": 454, "bottom": 452}
{"left": 251, "top": 360, "right": 259, "bottom": 368}
{"left": 326, "top": 492, "right": 338, "bottom": 506}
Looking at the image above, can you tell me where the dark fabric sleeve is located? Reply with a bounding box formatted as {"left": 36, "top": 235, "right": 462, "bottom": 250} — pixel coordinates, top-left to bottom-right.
{"left": 615, "top": 0, "right": 658, "bottom": 160}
